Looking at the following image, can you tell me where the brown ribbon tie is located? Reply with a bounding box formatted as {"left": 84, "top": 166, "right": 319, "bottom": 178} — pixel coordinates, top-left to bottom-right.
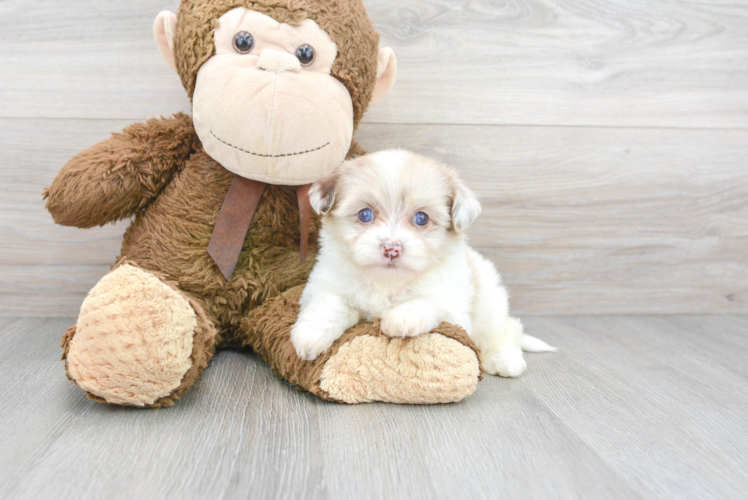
{"left": 208, "top": 175, "right": 312, "bottom": 281}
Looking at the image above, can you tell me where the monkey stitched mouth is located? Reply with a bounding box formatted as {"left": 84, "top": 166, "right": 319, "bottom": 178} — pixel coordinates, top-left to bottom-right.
{"left": 211, "top": 131, "right": 330, "bottom": 158}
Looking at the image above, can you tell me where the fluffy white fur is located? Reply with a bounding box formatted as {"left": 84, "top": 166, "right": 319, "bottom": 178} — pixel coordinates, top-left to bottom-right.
{"left": 291, "top": 150, "right": 556, "bottom": 377}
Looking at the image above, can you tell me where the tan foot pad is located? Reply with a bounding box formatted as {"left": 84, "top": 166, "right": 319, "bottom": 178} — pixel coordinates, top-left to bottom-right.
{"left": 66, "top": 264, "right": 197, "bottom": 406}
{"left": 320, "top": 330, "right": 481, "bottom": 404}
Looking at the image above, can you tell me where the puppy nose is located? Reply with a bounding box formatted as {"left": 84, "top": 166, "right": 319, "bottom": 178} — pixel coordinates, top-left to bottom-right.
{"left": 383, "top": 243, "right": 401, "bottom": 259}
{"left": 257, "top": 49, "right": 301, "bottom": 73}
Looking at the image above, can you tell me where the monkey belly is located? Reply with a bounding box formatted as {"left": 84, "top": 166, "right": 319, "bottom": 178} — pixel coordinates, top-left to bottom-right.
{"left": 119, "top": 150, "right": 318, "bottom": 345}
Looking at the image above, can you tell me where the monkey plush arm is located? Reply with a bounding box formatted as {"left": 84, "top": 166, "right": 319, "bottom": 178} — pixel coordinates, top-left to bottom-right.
{"left": 44, "top": 113, "right": 200, "bottom": 228}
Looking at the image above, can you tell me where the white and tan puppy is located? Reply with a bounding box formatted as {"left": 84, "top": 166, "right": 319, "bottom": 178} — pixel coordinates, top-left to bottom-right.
{"left": 291, "top": 150, "right": 556, "bottom": 376}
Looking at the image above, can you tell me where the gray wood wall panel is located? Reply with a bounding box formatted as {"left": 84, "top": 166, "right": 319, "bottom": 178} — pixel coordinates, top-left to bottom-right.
{"left": 1, "top": 0, "right": 747, "bottom": 316}
{"left": 2, "top": 119, "right": 745, "bottom": 315}
{"left": 2, "top": 0, "right": 747, "bottom": 128}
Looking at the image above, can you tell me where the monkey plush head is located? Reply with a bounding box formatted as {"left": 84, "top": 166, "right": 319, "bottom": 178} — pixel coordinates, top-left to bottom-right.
{"left": 153, "top": 0, "right": 397, "bottom": 186}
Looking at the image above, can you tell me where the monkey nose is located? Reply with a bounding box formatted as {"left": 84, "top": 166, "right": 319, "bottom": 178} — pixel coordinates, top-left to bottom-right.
{"left": 383, "top": 242, "right": 401, "bottom": 259}
{"left": 257, "top": 49, "right": 301, "bottom": 73}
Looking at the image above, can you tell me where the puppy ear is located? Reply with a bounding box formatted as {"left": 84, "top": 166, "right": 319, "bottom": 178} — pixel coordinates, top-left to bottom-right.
{"left": 451, "top": 180, "right": 482, "bottom": 233}
{"left": 309, "top": 171, "right": 340, "bottom": 214}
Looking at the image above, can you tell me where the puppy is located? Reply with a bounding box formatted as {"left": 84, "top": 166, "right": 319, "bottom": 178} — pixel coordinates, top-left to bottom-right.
{"left": 291, "top": 150, "right": 556, "bottom": 376}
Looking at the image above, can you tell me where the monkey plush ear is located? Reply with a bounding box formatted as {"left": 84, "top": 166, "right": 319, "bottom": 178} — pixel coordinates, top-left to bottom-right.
{"left": 370, "top": 48, "right": 398, "bottom": 106}
{"left": 451, "top": 181, "right": 482, "bottom": 233}
{"left": 309, "top": 170, "right": 341, "bottom": 215}
{"left": 154, "top": 11, "right": 178, "bottom": 70}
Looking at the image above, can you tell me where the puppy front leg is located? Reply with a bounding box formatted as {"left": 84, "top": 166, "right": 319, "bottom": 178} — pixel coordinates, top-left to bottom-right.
{"left": 291, "top": 293, "right": 360, "bottom": 361}
{"left": 381, "top": 300, "right": 441, "bottom": 338}
{"left": 479, "top": 317, "right": 528, "bottom": 378}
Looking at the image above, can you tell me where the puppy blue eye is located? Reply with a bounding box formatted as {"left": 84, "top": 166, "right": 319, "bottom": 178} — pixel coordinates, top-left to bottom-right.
{"left": 359, "top": 209, "right": 374, "bottom": 223}
{"left": 413, "top": 212, "right": 429, "bottom": 226}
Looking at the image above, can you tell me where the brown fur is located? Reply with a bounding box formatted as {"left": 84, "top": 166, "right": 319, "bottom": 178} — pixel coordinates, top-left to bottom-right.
{"left": 61, "top": 261, "right": 218, "bottom": 408}
{"left": 175, "top": 0, "right": 379, "bottom": 128}
{"left": 50, "top": 127, "right": 388, "bottom": 406}
{"left": 46, "top": 0, "right": 481, "bottom": 407}
{"left": 44, "top": 113, "right": 200, "bottom": 228}
{"left": 118, "top": 150, "right": 318, "bottom": 344}
{"left": 241, "top": 285, "right": 481, "bottom": 401}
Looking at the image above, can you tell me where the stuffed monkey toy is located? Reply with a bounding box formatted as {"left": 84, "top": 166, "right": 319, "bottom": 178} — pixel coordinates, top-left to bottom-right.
{"left": 44, "top": 0, "right": 482, "bottom": 408}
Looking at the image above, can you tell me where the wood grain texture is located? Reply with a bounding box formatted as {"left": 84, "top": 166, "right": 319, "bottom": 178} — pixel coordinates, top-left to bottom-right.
{"left": 1, "top": 0, "right": 747, "bottom": 128}
{"left": 528, "top": 316, "right": 748, "bottom": 498}
{"left": 0, "top": 265, "right": 111, "bottom": 317}
{"left": 1, "top": 0, "right": 747, "bottom": 315}
{"left": 1, "top": 316, "right": 746, "bottom": 499}
{"left": 2, "top": 119, "right": 745, "bottom": 315}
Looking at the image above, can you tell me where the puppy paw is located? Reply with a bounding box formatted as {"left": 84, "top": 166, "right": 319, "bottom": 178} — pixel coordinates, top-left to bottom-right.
{"left": 291, "top": 321, "right": 339, "bottom": 361}
{"left": 381, "top": 310, "right": 437, "bottom": 338}
{"left": 483, "top": 348, "right": 527, "bottom": 378}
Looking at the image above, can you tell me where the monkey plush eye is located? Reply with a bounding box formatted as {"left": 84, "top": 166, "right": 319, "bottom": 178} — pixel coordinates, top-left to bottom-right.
{"left": 413, "top": 212, "right": 429, "bottom": 226}
{"left": 358, "top": 209, "right": 374, "bottom": 223}
{"left": 295, "top": 44, "right": 316, "bottom": 66}
{"left": 233, "top": 32, "right": 255, "bottom": 54}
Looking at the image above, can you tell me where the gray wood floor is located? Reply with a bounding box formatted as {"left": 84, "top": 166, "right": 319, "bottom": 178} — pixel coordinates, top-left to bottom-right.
{"left": 1, "top": 316, "right": 746, "bottom": 500}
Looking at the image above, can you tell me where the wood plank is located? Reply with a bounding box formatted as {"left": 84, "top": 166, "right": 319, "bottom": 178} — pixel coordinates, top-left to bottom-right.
{"left": 0, "top": 0, "right": 191, "bottom": 121}
{"left": 358, "top": 124, "right": 748, "bottom": 315}
{"left": 660, "top": 315, "right": 748, "bottom": 378}
{"left": 318, "top": 383, "right": 638, "bottom": 499}
{"left": 1, "top": 0, "right": 747, "bottom": 128}
{"left": 0, "top": 317, "right": 636, "bottom": 500}
{"left": 522, "top": 315, "right": 748, "bottom": 499}
{"left": 1, "top": 316, "right": 747, "bottom": 499}
{"left": 0, "top": 318, "right": 94, "bottom": 476}
{"left": 0, "top": 118, "right": 130, "bottom": 270}
{"left": 2, "top": 119, "right": 747, "bottom": 316}
{"left": 0, "top": 265, "right": 110, "bottom": 317}
{"left": 0, "top": 318, "right": 327, "bottom": 500}
{"left": 367, "top": 0, "right": 748, "bottom": 128}
{"left": 0, "top": 318, "right": 20, "bottom": 333}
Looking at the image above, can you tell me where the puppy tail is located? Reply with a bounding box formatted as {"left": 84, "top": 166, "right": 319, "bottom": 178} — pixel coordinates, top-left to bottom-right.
{"left": 522, "top": 335, "right": 558, "bottom": 353}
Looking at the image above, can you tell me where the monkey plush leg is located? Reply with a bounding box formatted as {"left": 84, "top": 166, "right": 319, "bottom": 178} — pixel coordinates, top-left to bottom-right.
{"left": 241, "top": 286, "right": 482, "bottom": 404}
{"left": 61, "top": 263, "right": 217, "bottom": 408}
